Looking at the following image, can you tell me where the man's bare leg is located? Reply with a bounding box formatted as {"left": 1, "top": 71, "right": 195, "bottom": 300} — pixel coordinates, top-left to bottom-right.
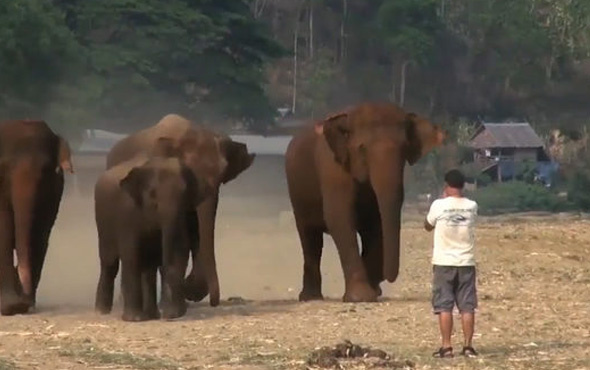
{"left": 438, "top": 311, "right": 453, "bottom": 348}
{"left": 460, "top": 312, "right": 474, "bottom": 347}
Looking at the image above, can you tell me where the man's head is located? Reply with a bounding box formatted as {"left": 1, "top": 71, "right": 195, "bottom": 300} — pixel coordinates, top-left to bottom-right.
{"left": 444, "top": 169, "right": 465, "bottom": 190}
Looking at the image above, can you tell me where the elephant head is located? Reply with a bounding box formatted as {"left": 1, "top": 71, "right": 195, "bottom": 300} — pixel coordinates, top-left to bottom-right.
{"left": 315, "top": 102, "right": 447, "bottom": 283}
{"left": 119, "top": 157, "right": 209, "bottom": 212}
{"left": 155, "top": 130, "right": 256, "bottom": 190}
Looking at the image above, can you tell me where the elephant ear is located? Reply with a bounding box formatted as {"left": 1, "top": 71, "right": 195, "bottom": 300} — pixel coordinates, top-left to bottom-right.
{"left": 181, "top": 166, "right": 212, "bottom": 207}
{"left": 404, "top": 113, "right": 446, "bottom": 166}
{"left": 220, "top": 140, "right": 256, "bottom": 184}
{"left": 57, "top": 136, "right": 74, "bottom": 174}
{"left": 316, "top": 112, "right": 352, "bottom": 169}
{"left": 120, "top": 167, "right": 150, "bottom": 207}
{"left": 152, "top": 137, "right": 183, "bottom": 158}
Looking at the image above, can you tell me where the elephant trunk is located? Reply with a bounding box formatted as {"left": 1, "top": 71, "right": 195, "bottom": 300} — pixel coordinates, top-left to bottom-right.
{"left": 196, "top": 192, "right": 220, "bottom": 306}
{"left": 161, "top": 213, "right": 189, "bottom": 304}
{"left": 369, "top": 147, "right": 405, "bottom": 283}
{"left": 11, "top": 163, "right": 39, "bottom": 299}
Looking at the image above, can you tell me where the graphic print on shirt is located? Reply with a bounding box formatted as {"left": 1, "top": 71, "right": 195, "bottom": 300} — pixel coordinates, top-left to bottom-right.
{"left": 442, "top": 209, "right": 474, "bottom": 227}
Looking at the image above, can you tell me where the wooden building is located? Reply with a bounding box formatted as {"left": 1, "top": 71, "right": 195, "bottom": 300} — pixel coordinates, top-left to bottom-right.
{"left": 468, "top": 122, "right": 551, "bottom": 183}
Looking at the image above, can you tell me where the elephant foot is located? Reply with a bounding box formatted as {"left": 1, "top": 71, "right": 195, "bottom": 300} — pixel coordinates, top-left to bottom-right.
{"left": 95, "top": 306, "right": 112, "bottom": 315}
{"left": 161, "top": 302, "right": 187, "bottom": 320}
{"left": 298, "top": 289, "right": 324, "bottom": 302}
{"left": 209, "top": 293, "right": 220, "bottom": 308}
{"left": 122, "top": 310, "right": 150, "bottom": 322}
{"left": 183, "top": 275, "right": 209, "bottom": 303}
{"left": 371, "top": 284, "right": 383, "bottom": 297}
{"left": 343, "top": 284, "right": 378, "bottom": 303}
{"left": 144, "top": 308, "right": 161, "bottom": 320}
{"left": 1, "top": 294, "right": 32, "bottom": 316}
{"left": 94, "top": 302, "right": 113, "bottom": 315}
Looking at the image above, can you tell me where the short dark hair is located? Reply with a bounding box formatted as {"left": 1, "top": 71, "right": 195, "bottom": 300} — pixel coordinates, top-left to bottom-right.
{"left": 444, "top": 169, "right": 465, "bottom": 189}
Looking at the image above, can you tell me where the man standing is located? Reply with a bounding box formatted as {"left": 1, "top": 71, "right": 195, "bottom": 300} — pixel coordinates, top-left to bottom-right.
{"left": 425, "top": 169, "right": 479, "bottom": 358}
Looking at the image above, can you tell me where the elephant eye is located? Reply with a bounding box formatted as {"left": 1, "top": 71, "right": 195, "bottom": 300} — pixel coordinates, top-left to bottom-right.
{"left": 359, "top": 143, "right": 367, "bottom": 155}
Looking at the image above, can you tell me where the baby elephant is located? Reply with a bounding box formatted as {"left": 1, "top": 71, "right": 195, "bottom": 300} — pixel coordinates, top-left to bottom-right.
{"left": 94, "top": 155, "right": 207, "bottom": 321}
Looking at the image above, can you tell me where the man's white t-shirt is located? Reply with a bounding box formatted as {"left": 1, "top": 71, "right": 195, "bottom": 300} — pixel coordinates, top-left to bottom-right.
{"left": 426, "top": 196, "right": 478, "bottom": 266}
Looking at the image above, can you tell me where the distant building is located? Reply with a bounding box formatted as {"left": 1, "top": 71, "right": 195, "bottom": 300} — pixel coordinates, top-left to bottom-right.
{"left": 468, "top": 122, "right": 556, "bottom": 184}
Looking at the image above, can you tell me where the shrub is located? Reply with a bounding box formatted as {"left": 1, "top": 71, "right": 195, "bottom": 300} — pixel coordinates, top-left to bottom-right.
{"left": 566, "top": 171, "right": 590, "bottom": 211}
{"left": 469, "top": 181, "right": 567, "bottom": 215}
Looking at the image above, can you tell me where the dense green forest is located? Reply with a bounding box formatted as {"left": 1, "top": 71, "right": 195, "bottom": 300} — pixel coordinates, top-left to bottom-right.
{"left": 2, "top": 0, "right": 590, "bottom": 138}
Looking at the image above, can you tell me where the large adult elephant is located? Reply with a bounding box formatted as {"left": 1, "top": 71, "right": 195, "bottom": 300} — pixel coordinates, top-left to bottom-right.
{"left": 285, "top": 102, "right": 446, "bottom": 302}
{"left": 0, "top": 119, "right": 74, "bottom": 315}
{"left": 106, "top": 114, "right": 255, "bottom": 307}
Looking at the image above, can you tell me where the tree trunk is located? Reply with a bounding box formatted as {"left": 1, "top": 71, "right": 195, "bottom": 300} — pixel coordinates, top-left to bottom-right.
{"left": 292, "top": 3, "right": 304, "bottom": 114}
{"left": 252, "top": 0, "right": 267, "bottom": 19}
{"left": 339, "top": 0, "right": 348, "bottom": 62}
{"left": 391, "top": 63, "right": 397, "bottom": 103}
{"left": 399, "top": 60, "right": 413, "bottom": 108}
{"left": 308, "top": 0, "right": 314, "bottom": 59}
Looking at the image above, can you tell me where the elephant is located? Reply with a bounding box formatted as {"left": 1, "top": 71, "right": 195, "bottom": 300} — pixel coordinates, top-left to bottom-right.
{"left": 94, "top": 145, "right": 208, "bottom": 321}
{"left": 0, "top": 119, "right": 74, "bottom": 316}
{"left": 106, "top": 114, "right": 255, "bottom": 307}
{"left": 285, "top": 102, "right": 447, "bottom": 303}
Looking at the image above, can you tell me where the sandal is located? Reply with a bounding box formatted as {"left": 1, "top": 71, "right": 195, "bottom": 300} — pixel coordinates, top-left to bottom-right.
{"left": 461, "top": 346, "right": 478, "bottom": 358}
{"left": 432, "top": 347, "right": 454, "bottom": 358}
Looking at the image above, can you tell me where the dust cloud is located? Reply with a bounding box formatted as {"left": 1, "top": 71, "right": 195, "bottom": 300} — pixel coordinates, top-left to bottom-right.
{"left": 36, "top": 154, "right": 348, "bottom": 311}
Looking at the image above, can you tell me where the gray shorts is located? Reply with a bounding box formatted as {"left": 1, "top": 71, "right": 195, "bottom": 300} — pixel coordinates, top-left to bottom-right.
{"left": 432, "top": 265, "right": 478, "bottom": 314}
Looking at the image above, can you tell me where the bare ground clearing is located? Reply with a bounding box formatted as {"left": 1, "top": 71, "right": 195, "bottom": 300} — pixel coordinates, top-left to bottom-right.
{"left": 2, "top": 170, "right": 590, "bottom": 369}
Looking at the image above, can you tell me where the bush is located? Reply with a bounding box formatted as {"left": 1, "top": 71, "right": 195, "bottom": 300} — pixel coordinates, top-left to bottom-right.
{"left": 566, "top": 171, "right": 590, "bottom": 211}
{"left": 469, "top": 181, "right": 567, "bottom": 215}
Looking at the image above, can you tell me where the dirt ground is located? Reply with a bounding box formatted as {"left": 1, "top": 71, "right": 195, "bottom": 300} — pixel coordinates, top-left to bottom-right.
{"left": 2, "top": 157, "right": 590, "bottom": 369}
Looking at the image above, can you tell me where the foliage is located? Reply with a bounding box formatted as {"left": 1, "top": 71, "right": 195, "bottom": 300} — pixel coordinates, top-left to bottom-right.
{"left": 469, "top": 181, "right": 566, "bottom": 215}
{"left": 1, "top": 0, "right": 285, "bottom": 135}
{"left": 377, "top": 0, "right": 440, "bottom": 64}
{"left": 3, "top": 0, "right": 590, "bottom": 136}
{"left": 566, "top": 171, "right": 590, "bottom": 211}
{"left": 0, "top": 0, "right": 81, "bottom": 119}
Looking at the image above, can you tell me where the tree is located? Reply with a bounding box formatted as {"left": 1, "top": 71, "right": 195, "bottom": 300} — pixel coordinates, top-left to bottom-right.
{"left": 52, "top": 0, "right": 285, "bottom": 131}
{"left": 0, "top": 0, "right": 81, "bottom": 120}
{"left": 377, "top": 0, "right": 441, "bottom": 107}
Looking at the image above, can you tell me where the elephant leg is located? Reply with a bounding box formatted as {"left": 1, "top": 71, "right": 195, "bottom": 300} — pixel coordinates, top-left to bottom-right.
{"left": 141, "top": 266, "right": 160, "bottom": 320}
{"left": 296, "top": 222, "right": 324, "bottom": 301}
{"left": 185, "top": 197, "right": 219, "bottom": 307}
{"left": 30, "top": 184, "right": 63, "bottom": 308}
{"left": 162, "top": 243, "right": 189, "bottom": 320}
{"left": 183, "top": 254, "right": 208, "bottom": 302}
{"left": 324, "top": 202, "right": 377, "bottom": 303}
{"left": 95, "top": 256, "right": 119, "bottom": 315}
{"left": 0, "top": 205, "right": 29, "bottom": 316}
{"left": 158, "top": 267, "right": 168, "bottom": 308}
{"left": 29, "top": 227, "right": 51, "bottom": 309}
{"left": 95, "top": 221, "right": 119, "bottom": 315}
{"left": 120, "top": 244, "right": 146, "bottom": 322}
{"left": 359, "top": 224, "right": 383, "bottom": 297}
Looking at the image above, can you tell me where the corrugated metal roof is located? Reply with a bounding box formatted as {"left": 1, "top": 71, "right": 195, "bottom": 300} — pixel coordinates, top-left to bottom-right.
{"left": 469, "top": 122, "right": 544, "bottom": 149}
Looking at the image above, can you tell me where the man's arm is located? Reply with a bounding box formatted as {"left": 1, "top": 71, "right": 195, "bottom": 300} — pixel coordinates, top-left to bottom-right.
{"left": 424, "top": 200, "right": 439, "bottom": 232}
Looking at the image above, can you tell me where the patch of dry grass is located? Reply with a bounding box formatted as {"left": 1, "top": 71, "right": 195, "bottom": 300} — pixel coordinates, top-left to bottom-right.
{"left": 3, "top": 214, "right": 590, "bottom": 369}
{"left": 57, "top": 341, "right": 182, "bottom": 369}
{"left": 0, "top": 359, "right": 17, "bottom": 370}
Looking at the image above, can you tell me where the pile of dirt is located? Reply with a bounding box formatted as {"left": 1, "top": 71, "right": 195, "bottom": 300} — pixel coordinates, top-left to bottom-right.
{"left": 307, "top": 340, "right": 415, "bottom": 369}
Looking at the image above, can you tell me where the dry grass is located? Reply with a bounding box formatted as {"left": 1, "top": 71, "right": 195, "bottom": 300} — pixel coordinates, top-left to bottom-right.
{"left": 1, "top": 209, "right": 590, "bottom": 369}
{"left": 3, "top": 159, "right": 590, "bottom": 369}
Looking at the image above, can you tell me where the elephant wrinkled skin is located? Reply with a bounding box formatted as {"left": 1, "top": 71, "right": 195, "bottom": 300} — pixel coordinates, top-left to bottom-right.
{"left": 285, "top": 102, "right": 446, "bottom": 303}
{"left": 0, "top": 119, "right": 73, "bottom": 315}
{"left": 106, "top": 114, "right": 255, "bottom": 307}
{"left": 95, "top": 151, "right": 208, "bottom": 321}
